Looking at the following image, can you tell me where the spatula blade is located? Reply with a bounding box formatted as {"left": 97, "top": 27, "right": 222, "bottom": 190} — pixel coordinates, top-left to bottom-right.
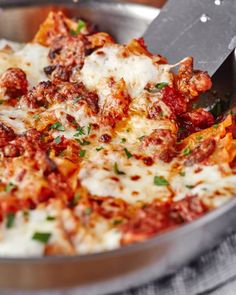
{"left": 143, "top": 0, "right": 236, "bottom": 76}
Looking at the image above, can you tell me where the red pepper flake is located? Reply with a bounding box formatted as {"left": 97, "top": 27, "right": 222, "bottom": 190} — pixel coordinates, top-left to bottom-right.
{"left": 143, "top": 157, "right": 154, "bottom": 166}
{"left": 131, "top": 175, "right": 141, "bottom": 181}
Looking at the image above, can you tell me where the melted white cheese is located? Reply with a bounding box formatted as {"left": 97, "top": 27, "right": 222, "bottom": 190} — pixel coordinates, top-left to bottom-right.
{"left": 73, "top": 215, "right": 121, "bottom": 254}
{"left": 79, "top": 148, "right": 172, "bottom": 204}
{"left": 0, "top": 42, "right": 49, "bottom": 88}
{"left": 0, "top": 39, "right": 24, "bottom": 52}
{"left": 0, "top": 106, "right": 29, "bottom": 133}
{"left": 80, "top": 45, "right": 172, "bottom": 98}
{"left": 115, "top": 114, "right": 177, "bottom": 146}
{"left": 0, "top": 209, "right": 56, "bottom": 257}
{"left": 172, "top": 164, "right": 236, "bottom": 207}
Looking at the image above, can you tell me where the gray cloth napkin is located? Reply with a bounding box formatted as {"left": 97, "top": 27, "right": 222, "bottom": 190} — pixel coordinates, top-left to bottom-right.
{"left": 117, "top": 232, "right": 236, "bottom": 295}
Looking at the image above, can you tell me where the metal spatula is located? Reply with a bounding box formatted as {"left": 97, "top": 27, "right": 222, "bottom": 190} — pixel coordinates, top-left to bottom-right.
{"left": 143, "top": 0, "right": 236, "bottom": 76}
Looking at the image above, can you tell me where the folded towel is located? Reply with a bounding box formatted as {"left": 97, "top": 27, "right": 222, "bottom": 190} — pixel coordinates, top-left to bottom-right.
{"left": 120, "top": 232, "right": 236, "bottom": 295}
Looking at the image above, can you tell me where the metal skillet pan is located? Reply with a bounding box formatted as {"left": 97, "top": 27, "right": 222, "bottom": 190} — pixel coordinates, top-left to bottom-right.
{"left": 0, "top": 1, "right": 235, "bottom": 294}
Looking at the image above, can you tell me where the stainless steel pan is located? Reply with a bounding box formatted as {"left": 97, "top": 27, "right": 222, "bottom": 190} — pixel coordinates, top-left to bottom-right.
{"left": 0, "top": 1, "right": 235, "bottom": 294}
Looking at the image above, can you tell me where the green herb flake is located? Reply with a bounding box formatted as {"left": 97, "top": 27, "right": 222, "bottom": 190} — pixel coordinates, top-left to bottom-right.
{"left": 49, "top": 122, "right": 65, "bottom": 131}
{"left": 96, "top": 146, "right": 104, "bottom": 152}
{"left": 70, "top": 29, "right": 77, "bottom": 36}
{"left": 23, "top": 210, "right": 29, "bottom": 218}
{"left": 114, "top": 162, "right": 126, "bottom": 175}
{"left": 179, "top": 171, "right": 185, "bottom": 177}
{"left": 59, "top": 151, "right": 65, "bottom": 157}
{"left": 154, "top": 176, "right": 169, "bottom": 186}
{"left": 176, "top": 141, "right": 182, "bottom": 145}
{"left": 87, "top": 124, "right": 92, "bottom": 135}
{"left": 5, "top": 182, "right": 16, "bottom": 193}
{"left": 76, "top": 139, "right": 91, "bottom": 146}
{"left": 40, "top": 134, "right": 45, "bottom": 142}
{"left": 192, "top": 102, "right": 198, "bottom": 109}
{"left": 155, "top": 82, "right": 168, "bottom": 90}
{"left": 46, "top": 216, "right": 55, "bottom": 221}
{"left": 76, "top": 19, "right": 86, "bottom": 33}
{"left": 33, "top": 114, "right": 41, "bottom": 121}
{"left": 73, "top": 97, "right": 81, "bottom": 104}
{"left": 74, "top": 126, "right": 85, "bottom": 137}
{"left": 113, "top": 219, "right": 123, "bottom": 225}
{"left": 121, "top": 138, "right": 126, "bottom": 143}
{"left": 79, "top": 150, "right": 86, "bottom": 157}
{"left": 85, "top": 207, "right": 92, "bottom": 215}
{"left": 70, "top": 193, "right": 81, "bottom": 207}
{"left": 124, "top": 148, "right": 132, "bottom": 159}
{"left": 186, "top": 185, "right": 194, "bottom": 189}
{"left": 54, "top": 136, "right": 62, "bottom": 144}
{"left": 6, "top": 212, "right": 15, "bottom": 229}
{"left": 183, "top": 147, "right": 191, "bottom": 156}
{"left": 32, "top": 232, "right": 51, "bottom": 244}
{"left": 196, "top": 135, "right": 203, "bottom": 141}
{"left": 213, "top": 124, "right": 219, "bottom": 129}
{"left": 138, "top": 136, "right": 145, "bottom": 141}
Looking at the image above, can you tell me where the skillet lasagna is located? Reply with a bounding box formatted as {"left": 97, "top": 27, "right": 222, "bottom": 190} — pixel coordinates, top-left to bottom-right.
{"left": 0, "top": 12, "right": 235, "bottom": 256}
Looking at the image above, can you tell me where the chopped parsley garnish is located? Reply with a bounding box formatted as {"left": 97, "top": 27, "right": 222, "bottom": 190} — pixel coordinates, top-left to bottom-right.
{"left": 186, "top": 185, "right": 194, "bottom": 189}
{"left": 114, "top": 162, "right": 126, "bottom": 175}
{"left": 6, "top": 212, "right": 15, "bottom": 229}
{"left": 70, "top": 20, "right": 86, "bottom": 35}
{"left": 113, "top": 219, "right": 123, "bottom": 225}
{"left": 87, "top": 124, "right": 92, "bottom": 135}
{"left": 49, "top": 122, "right": 65, "bottom": 131}
{"left": 33, "top": 114, "right": 41, "bottom": 121}
{"left": 59, "top": 151, "right": 65, "bottom": 157}
{"left": 40, "top": 134, "right": 45, "bottom": 142}
{"left": 73, "top": 97, "right": 81, "bottom": 104}
{"left": 124, "top": 148, "right": 132, "bottom": 159}
{"left": 155, "top": 82, "right": 168, "bottom": 90}
{"left": 183, "top": 147, "right": 191, "bottom": 156}
{"left": 179, "top": 171, "right": 186, "bottom": 177}
{"left": 85, "top": 207, "right": 92, "bottom": 215}
{"left": 196, "top": 135, "right": 203, "bottom": 141}
{"left": 77, "top": 19, "right": 86, "bottom": 33}
{"left": 79, "top": 150, "right": 86, "bottom": 157}
{"left": 32, "top": 232, "right": 51, "bottom": 244}
{"left": 46, "top": 216, "right": 55, "bottom": 221}
{"left": 159, "top": 111, "right": 164, "bottom": 117}
{"left": 5, "top": 182, "right": 16, "bottom": 193}
{"left": 70, "top": 193, "right": 81, "bottom": 207}
{"left": 121, "top": 138, "right": 126, "bottom": 143}
{"left": 70, "top": 29, "right": 77, "bottom": 36}
{"left": 54, "top": 136, "right": 62, "bottom": 144}
{"left": 76, "top": 139, "right": 91, "bottom": 146}
{"left": 23, "top": 210, "right": 29, "bottom": 218}
{"left": 192, "top": 102, "right": 198, "bottom": 109}
{"left": 96, "top": 146, "right": 104, "bottom": 151}
{"left": 138, "top": 136, "right": 145, "bottom": 141}
{"left": 74, "top": 126, "right": 85, "bottom": 137}
{"left": 213, "top": 124, "right": 219, "bottom": 129}
{"left": 154, "top": 176, "right": 169, "bottom": 186}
